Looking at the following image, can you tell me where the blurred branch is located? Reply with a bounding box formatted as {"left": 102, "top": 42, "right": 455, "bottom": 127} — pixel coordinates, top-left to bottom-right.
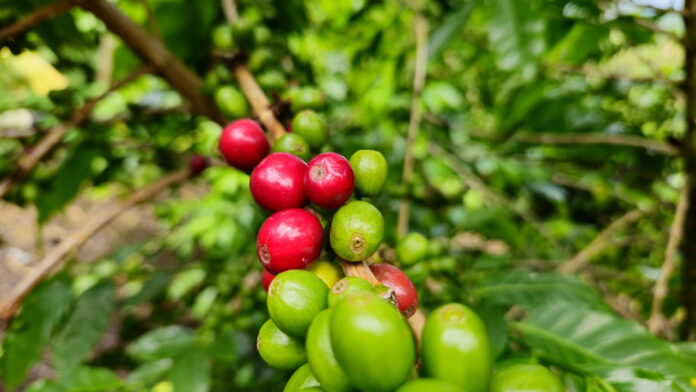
{"left": 511, "top": 132, "right": 680, "bottom": 156}
{"left": 79, "top": 0, "right": 225, "bottom": 124}
{"left": 0, "top": 168, "right": 192, "bottom": 321}
{"left": 0, "top": 65, "right": 152, "bottom": 199}
{"left": 0, "top": 0, "right": 76, "bottom": 41}
{"left": 398, "top": 12, "right": 428, "bottom": 238}
{"left": 557, "top": 208, "right": 645, "bottom": 274}
{"left": 648, "top": 178, "right": 690, "bottom": 337}
{"left": 232, "top": 65, "right": 287, "bottom": 140}
{"left": 221, "top": 0, "right": 239, "bottom": 23}
{"left": 633, "top": 17, "right": 682, "bottom": 42}
{"left": 338, "top": 259, "right": 381, "bottom": 286}
{"left": 428, "top": 142, "right": 561, "bottom": 248}
{"left": 216, "top": 0, "right": 287, "bottom": 140}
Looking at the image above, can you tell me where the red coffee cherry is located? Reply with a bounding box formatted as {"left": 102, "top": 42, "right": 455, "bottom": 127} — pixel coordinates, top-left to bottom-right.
{"left": 218, "top": 119, "right": 270, "bottom": 172}
{"left": 250, "top": 152, "right": 307, "bottom": 211}
{"left": 304, "top": 152, "right": 355, "bottom": 209}
{"left": 188, "top": 155, "right": 209, "bottom": 175}
{"left": 262, "top": 269, "right": 276, "bottom": 291}
{"left": 257, "top": 208, "right": 323, "bottom": 273}
{"left": 369, "top": 263, "right": 418, "bottom": 317}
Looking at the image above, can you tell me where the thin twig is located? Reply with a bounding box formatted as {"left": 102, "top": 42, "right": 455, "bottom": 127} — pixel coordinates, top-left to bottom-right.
{"left": 232, "top": 66, "right": 287, "bottom": 140}
{"left": 428, "top": 142, "right": 560, "bottom": 247}
{"left": 338, "top": 259, "right": 381, "bottom": 286}
{"left": 0, "top": 0, "right": 76, "bottom": 40}
{"left": 397, "top": 12, "right": 428, "bottom": 238}
{"left": 511, "top": 132, "right": 680, "bottom": 156}
{"left": 0, "top": 64, "right": 152, "bottom": 199}
{"left": 221, "top": 0, "right": 239, "bottom": 23}
{"left": 217, "top": 3, "right": 287, "bottom": 140}
{"left": 557, "top": 208, "right": 645, "bottom": 274}
{"left": 0, "top": 168, "right": 192, "bottom": 320}
{"left": 648, "top": 178, "right": 690, "bottom": 336}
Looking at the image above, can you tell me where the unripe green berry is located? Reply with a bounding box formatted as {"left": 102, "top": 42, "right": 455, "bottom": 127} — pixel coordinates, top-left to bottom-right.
{"left": 292, "top": 110, "right": 328, "bottom": 150}
{"left": 272, "top": 133, "right": 311, "bottom": 161}
{"left": 349, "top": 150, "right": 387, "bottom": 196}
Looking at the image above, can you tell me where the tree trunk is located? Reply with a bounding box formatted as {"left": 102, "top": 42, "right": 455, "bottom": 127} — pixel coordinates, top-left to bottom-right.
{"left": 681, "top": 0, "right": 696, "bottom": 340}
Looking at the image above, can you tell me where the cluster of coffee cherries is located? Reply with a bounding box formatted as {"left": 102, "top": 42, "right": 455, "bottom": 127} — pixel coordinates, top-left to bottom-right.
{"left": 217, "top": 116, "right": 564, "bottom": 392}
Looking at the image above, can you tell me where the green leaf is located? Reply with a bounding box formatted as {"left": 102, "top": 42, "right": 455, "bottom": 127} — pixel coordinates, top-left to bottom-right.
{"left": 125, "top": 271, "right": 172, "bottom": 306}
{"left": 126, "top": 359, "right": 173, "bottom": 387}
{"left": 36, "top": 144, "right": 100, "bottom": 223}
{"left": 126, "top": 326, "right": 196, "bottom": 362}
{"left": 488, "top": 0, "right": 546, "bottom": 78}
{"left": 545, "top": 23, "right": 609, "bottom": 64}
{"left": 428, "top": 1, "right": 476, "bottom": 62}
{"left": 1, "top": 280, "right": 73, "bottom": 390}
{"left": 55, "top": 366, "right": 123, "bottom": 391}
{"left": 170, "top": 349, "right": 211, "bottom": 392}
{"left": 52, "top": 281, "right": 116, "bottom": 374}
{"left": 511, "top": 302, "right": 696, "bottom": 391}
{"left": 167, "top": 268, "right": 206, "bottom": 301}
{"left": 472, "top": 269, "right": 608, "bottom": 310}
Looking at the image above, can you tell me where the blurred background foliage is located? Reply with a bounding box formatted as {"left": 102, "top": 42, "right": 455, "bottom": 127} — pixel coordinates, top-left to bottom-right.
{"left": 1, "top": 0, "right": 695, "bottom": 391}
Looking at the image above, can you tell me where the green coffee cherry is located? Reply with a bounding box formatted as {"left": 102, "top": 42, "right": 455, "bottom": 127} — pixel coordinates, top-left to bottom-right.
{"left": 490, "top": 364, "right": 564, "bottom": 392}
{"left": 349, "top": 150, "right": 387, "bottom": 196}
{"left": 309, "top": 260, "right": 344, "bottom": 289}
{"left": 292, "top": 110, "right": 328, "bottom": 150}
{"left": 257, "top": 319, "right": 306, "bottom": 370}
{"left": 231, "top": 18, "right": 254, "bottom": 50}
{"left": 421, "top": 303, "right": 493, "bottom": 392}
{"left": 212, "top": 24, "right": 234, "bottom": 50}
{"left": 273, "top": 133, "right": 311, "bottom": 161}
{"left": 396, "top": 233, "right": 429, "bottom": 266}
{"left": 258, "top": 70, "right": 287, "bottom": 91}
{"left": 267, "top": 270, "right": 328, "bottom": 339}
{"left": 248, "top": 48, "right": 274, "bottom": 72}
{"left": 328, "top": 276, "right": 375, "bottom": 307}
{"left": 330, "top": 291, "right": 415, "bottom": 392}
{"left": 284, "top": 364, "right": 321, "bottom": 392}
{"left": 403, "top": 262, "right": 430, "bottom": 285}
{"left": 306, "top": 310, "right": 354, "bottom": 392}
{"left": 396, "top": 379, "right": 466, "bottom": 392}
{"left": 330, "top": 201, "right": 384, "bottom": 261}
{"left": 291, "top": 87, "right": 326, "bottom": 111}
{"left": 215, "top": 86, "right": 249, "bottom": 119}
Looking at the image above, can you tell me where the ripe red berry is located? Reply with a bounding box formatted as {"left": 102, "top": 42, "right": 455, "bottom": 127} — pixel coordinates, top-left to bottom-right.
{"left": 262, "top": 269, "right": 276, "bottom": 291}
{"left": 257, "top": 208, "right": 323, "bottom": 273}
{"left": 218, "top": 119, "right": 270, "bottom": 172}
{"left": 251, "top": 152, "right": 307, "bottom": 211}
{"left": 304, "top": 152, "right": 355, "bottom": 209}
{"left": 188, "top": 155, "right": 209, "bottom": 175}
{"left": 369, "top": 263, "right": 418, "bottom": 317}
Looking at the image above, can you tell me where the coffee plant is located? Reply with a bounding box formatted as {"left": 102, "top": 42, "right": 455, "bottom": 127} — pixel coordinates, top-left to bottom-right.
{"left": 1, "top": 0, "right": 696, "bottom": 391}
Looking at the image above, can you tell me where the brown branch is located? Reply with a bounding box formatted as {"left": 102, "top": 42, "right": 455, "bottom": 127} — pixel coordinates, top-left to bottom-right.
{"left": 79, "top": 0, "right": 225, "bottom": 124}
{"left": 338, "top": 259, "right": 381, "bottom": 286}
{"left": 0, "top": 65, "right": 152, "bottom": 199}
{"left": 232, "top": 66, "right": 287, "bottom": 141}
{"left": 407, "top": 308, "right": 425, "bottom": 350}
{"left": 648, "top": 179, "right": 690, "bottom": 336}
{"left": 557, "top": 208, "right": 645, "bottom": 274}
{"left": 0, "top": 168, "right": 192, "bottom": 320}
{"left": 221, "top": 0, "right": 239, "bottom": 23}
{"left": 397, "top": 13, "right": 428, "bottom": 238}
{"left": 511, "top": 132, "right": 680, "bottom": 156}
{"left": 216, "top": 2, "right": 286, "bottom": 140}
{"left": 633, "top": 17, "right": 682, "bottom": 42}
{"left": 428, "top": 142, "right": 560, "bottom": 247}
{"left": 0, "top": 0, "right": 76, "bottom": 40}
